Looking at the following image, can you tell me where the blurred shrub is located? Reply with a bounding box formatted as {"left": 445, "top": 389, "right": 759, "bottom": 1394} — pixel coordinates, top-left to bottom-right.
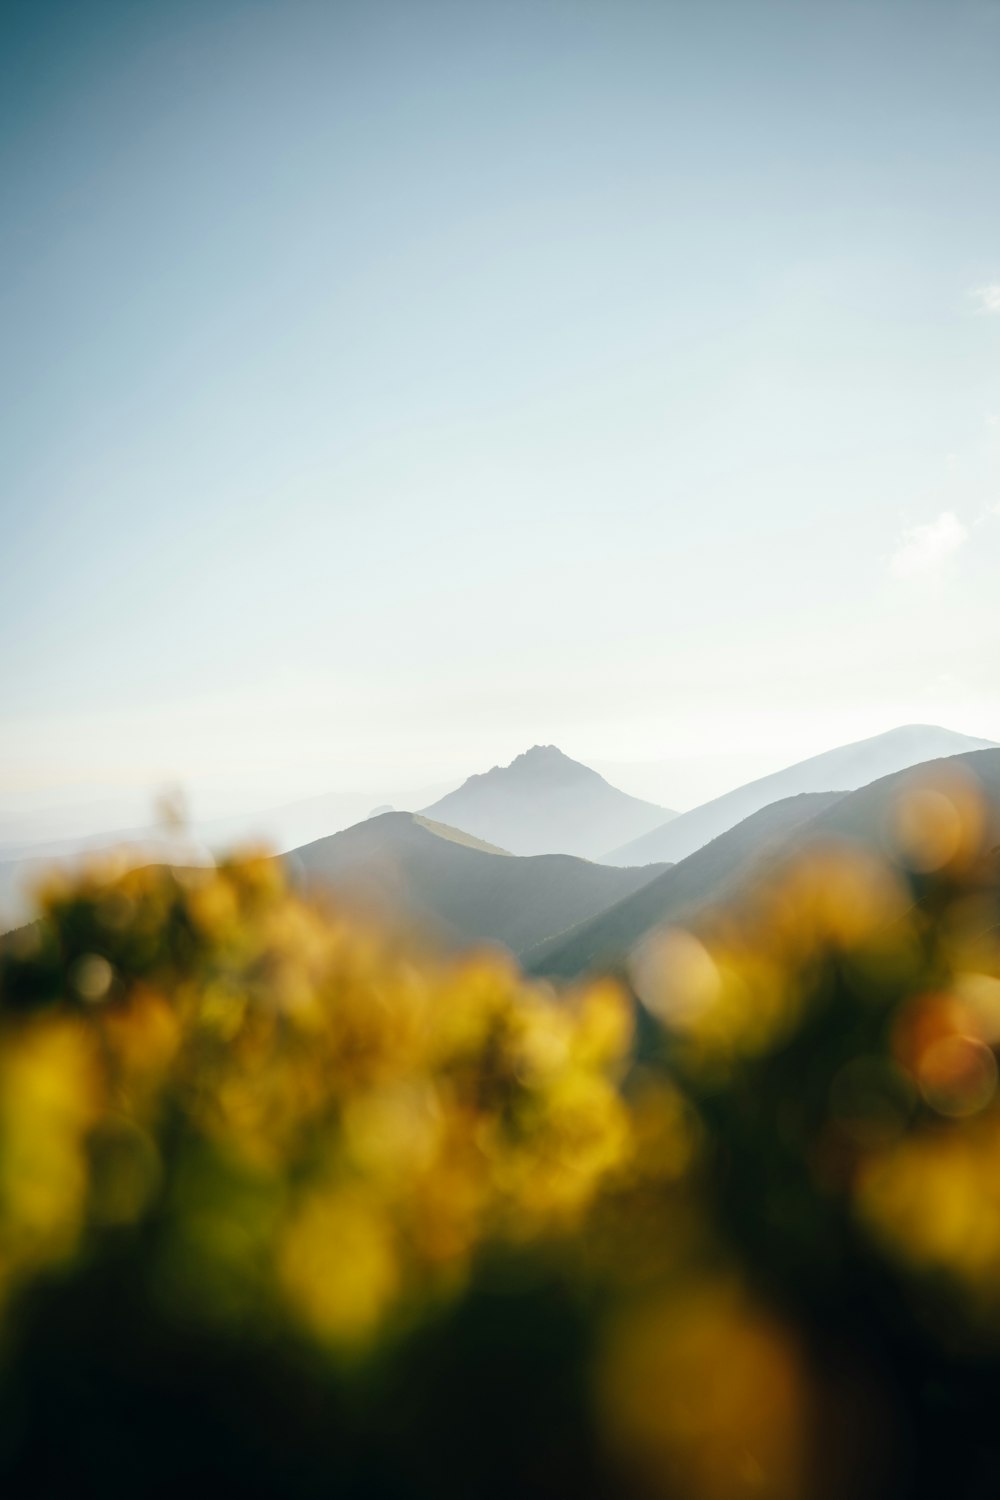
{"left": 1, "top": 790, "right": 1000, "bottom": 1499}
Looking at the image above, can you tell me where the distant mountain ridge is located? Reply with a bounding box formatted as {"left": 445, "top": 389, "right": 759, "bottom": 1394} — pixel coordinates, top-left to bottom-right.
{"left": 421, "top": 745, "right": 674, "bottom": 859}
{"left": 604, "top": 725, "right": 996, "bottom": 867}
{"left": 528, "top": 791, "right": 845, "bottom": 977}
{"left": 533, "top": 746, "right": 1000, "bottom": 977}
{"left": 286, "top": 810, "right": 668, "bottom": 957}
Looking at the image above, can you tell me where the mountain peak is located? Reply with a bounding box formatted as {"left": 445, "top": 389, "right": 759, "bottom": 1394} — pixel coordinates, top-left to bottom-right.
{"left": 507, "top": 744, "right": 594, "bottom": 778}
{"left": 462, "top": 745, "right": 600, "bottom": 790}
{"left": 420, "top": 747, "right": 673, "bottom": 859}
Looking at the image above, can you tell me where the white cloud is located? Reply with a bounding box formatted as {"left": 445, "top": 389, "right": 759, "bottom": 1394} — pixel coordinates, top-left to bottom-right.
{"left": 890, "top": 511, "right": 968, "bottom": 579}
{"left": 972, "top": 284, "right": 1000, "bottom": 314}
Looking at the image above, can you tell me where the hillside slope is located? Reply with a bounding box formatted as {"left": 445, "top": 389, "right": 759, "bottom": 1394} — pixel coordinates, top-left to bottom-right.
{"left": 804, "top": 745, "right": 1000, "bottom": 853}
{"left": 537, "top": 747, "right": 1000, "bottom": 978}
{"left": 528, "top": 791, "right": 845, "bottom": 977}
{"left": 421, "top": 745, "right": 674, "bottom": 859}
{"left": 287, "top": 811, "right": 667, "bottom": 957}
{"left": 605, "top": 724, "right": 995, "bottom": 866}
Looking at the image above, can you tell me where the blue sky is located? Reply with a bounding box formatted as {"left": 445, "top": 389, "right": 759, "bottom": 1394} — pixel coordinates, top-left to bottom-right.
{"left": 2, "top": 0, "right": 999, "bottom": 823}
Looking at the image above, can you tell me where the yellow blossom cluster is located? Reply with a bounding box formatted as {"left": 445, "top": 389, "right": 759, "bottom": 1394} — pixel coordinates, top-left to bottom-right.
{"left": 0, "top": 855, "right": 632, "bottom": 1350}
{"left": 2, "top": 764, "right": 1000, "bottom": 1499}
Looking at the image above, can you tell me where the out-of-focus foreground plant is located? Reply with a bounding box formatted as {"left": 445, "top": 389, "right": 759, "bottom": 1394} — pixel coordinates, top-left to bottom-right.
{"left": 1, "top": 769, "right": 999, "bottom": 1500}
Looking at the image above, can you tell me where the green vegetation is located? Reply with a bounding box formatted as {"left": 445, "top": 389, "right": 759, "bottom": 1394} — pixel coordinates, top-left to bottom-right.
{"left": 410, "top": 813, "right": 513, "bottom": 854}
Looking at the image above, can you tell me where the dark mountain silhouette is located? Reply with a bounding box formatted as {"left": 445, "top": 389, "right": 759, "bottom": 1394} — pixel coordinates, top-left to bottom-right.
{"left": 421, "top": 745, "right": 674, "bottom": 859}
{"left": 286, "top": 810, "right": 667, "bottom": 957}
{"left": 605, "top": 724, "right": 996, "bottom": 866}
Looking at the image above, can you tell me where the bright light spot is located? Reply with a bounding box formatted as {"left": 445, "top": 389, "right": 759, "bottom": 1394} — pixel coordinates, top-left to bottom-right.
{"left": 630, "top": 927, "right": 720, "bottom": 1026}
{"left": 71, "top": 954, "right": 113, "bottom": 1004}
{"left": 917, "top": 1035, "right": 998, "bottom": 1118}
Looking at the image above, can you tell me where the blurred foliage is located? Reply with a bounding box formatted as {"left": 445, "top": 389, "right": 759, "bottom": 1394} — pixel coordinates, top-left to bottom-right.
{"left": 1, "top": 772, "right": 1000, "bottom": 1499}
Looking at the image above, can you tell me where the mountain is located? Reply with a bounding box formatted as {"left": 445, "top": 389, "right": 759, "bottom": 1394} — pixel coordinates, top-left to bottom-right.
{"left": 286, "top": 810, "right": 668, "bottom": 957}
{"left": 604, "top": 725, "right": 996, "bottom": 867}
{"left": 533, "top": 746, "right": 1000, "bottom": 978}
{"left": 420, "top": 745, "right": 675, "bottom": 859}
{"left": 803, "top": 744, "right": 1000, "bottom": 856}
{"left": 527, "top": 791, "right": 845, "bottom": 977}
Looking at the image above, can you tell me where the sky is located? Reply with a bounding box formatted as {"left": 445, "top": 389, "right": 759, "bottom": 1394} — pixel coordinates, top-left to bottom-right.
{"left": 2, "top": 0, "right": 1000, "bottom": 832}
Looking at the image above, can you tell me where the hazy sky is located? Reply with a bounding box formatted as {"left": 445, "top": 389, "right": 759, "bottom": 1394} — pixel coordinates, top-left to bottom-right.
{"left": 2, "top": 0, "right": 999, "bottom": 824}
